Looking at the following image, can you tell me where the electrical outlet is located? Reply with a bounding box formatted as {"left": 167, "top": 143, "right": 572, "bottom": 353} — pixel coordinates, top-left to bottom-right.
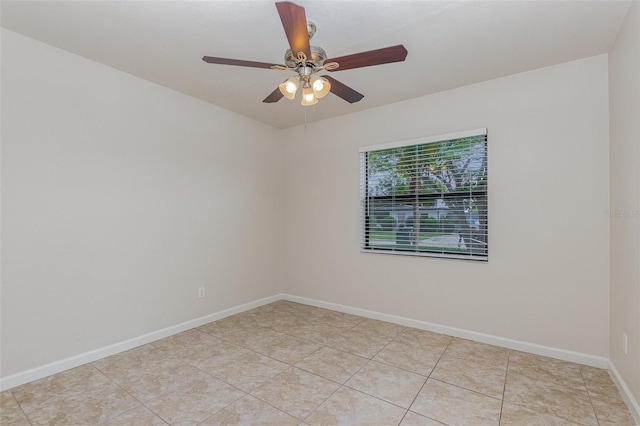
{"left": 623, "top": 333, "right": 628, "bottom": 354}
{"left": 198, "top": 287, "right": 205, "bottom": 298}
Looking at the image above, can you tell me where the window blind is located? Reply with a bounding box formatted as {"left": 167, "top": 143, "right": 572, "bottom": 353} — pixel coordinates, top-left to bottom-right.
{"left": 360, "top": 129, "right": 488, "bottom": 261}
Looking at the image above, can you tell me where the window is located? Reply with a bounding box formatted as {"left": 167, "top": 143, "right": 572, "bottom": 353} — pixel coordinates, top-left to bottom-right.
{"left": 360, "top": 129, "right": 488, "bottom": 261}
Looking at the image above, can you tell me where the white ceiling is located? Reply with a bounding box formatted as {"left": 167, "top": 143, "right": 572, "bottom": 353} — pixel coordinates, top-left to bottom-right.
{"left": 1, "top": 1, "right": 632, "bottom": 129}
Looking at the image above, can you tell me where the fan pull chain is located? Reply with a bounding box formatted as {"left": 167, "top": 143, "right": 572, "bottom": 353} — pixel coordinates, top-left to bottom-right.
{"left": 304, "top": 107, "right": 307, "bottom": 131}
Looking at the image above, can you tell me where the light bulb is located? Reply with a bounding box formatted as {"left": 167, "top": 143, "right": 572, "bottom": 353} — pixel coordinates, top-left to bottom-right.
{"left": 278, "top": 76, "right": 300, "bottom": 100}
{"left": 310, "top": 76, "right": 331, "bottom": 98}
{"left": 285, "top": 81, "right": 297, "bottom": 93}
{"left": 301, "top": 86, "right": 317, "bottom": 106}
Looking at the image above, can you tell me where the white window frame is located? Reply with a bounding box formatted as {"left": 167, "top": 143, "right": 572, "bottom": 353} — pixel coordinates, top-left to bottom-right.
{"left": 360, "top": 128, "right": 488, "bottom": 261}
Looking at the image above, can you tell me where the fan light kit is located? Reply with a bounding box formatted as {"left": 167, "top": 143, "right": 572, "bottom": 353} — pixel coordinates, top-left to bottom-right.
{"left": 278, "top": 60, "right": 332, "bottom": 105}
{"left": 202, "top": 1, "right": 408, "bottom": 106}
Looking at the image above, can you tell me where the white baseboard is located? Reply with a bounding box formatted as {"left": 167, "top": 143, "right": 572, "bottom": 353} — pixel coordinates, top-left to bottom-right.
{"left": 0, "top": 294, "right": 281, "bottom": 391}
{"left": 609, "top": 360, "right": 640, "bottom": 425}
{"left": 282, "top": 294, "right": 610, "bottom": 369}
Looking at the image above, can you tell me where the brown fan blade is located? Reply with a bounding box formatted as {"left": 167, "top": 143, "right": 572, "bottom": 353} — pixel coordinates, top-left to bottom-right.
{"left": 323, "top": 75, "right": 364, "bottom": 103}
{"left": 263, "top": 87, "right": 284, "bottom": 103}
{"left": 326, "top": 45, "right": 408, "bottom": 72}
{"left": 276, "top": 2, "right": 312, "bottom": 60}
{"left": 202, "top": 56, "right": 283, "bottom": 69}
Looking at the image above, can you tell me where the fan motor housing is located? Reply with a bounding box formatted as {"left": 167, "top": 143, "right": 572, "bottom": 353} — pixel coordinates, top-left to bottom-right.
{"left": 284, "top": 45, "right": 327, "bottom": 68}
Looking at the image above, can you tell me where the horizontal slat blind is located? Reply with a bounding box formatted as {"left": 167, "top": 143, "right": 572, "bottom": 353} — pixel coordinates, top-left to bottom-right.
{"left": 360, "top": 129, "right": 488, "bottom": 261}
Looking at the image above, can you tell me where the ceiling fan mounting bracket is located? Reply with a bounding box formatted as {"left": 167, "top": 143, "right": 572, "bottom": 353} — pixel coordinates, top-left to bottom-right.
{"left": 307, "top": 21, "right": 316, "bottom": 40}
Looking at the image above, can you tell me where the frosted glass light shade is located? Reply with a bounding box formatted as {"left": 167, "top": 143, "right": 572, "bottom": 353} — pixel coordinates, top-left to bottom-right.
{"left": 311, "top": 76, "right": 331, "bottom": 98}
{"left": 278, "top": 77, "right": 300, "bottom": 100}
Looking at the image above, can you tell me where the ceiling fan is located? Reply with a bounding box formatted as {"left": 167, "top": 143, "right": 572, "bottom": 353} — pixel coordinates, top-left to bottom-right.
{"left": 202, "top": 1, "right": 408, "bottom": 106}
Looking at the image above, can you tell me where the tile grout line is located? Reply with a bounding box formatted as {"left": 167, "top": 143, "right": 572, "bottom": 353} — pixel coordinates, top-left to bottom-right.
{"left": 236, "top": 310, "right": 361, "bottom": 424}
{"left": 369, "top": 327, "right": 435, "bottom": 424}
{"left": 292, "top": 324, "right": 375, "bottom": 424}
{"left": 8, "top": 389, "right": 33, "bottom": 426}
{"left": 400, "top": 334, "right": 455, "bottom": 425}
{"left": 578, "top": 366, "right": 603, "bottom": 426}
{"left": 95, "top": 344, "right": 244, "bottom": 426}
{"left": 497, "top": 349, "right": 511, "bottom": 426}
{"left": 257, "top": 317, "right": 424, "bottom": 423}
{"left": 87, "top": 363, "right": 157, "bottom": 426}
{"left": 244, "top": 372, "right": 309, "bottom": 423}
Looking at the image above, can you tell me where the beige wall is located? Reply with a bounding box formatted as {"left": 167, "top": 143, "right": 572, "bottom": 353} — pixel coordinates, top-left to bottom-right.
{"left": 0, "top": 30, "right": 283, "bottom": 377}
{"left": 609, "top": 0, "right": 640, "bottom": 405}
{"left": 283, "top": 55, "right": 611, "bottom": 358}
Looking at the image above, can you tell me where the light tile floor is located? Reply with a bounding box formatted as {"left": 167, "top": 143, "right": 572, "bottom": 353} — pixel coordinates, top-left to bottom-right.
{"left": 1, "top": 301, "right": 636, "bottom": 425}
